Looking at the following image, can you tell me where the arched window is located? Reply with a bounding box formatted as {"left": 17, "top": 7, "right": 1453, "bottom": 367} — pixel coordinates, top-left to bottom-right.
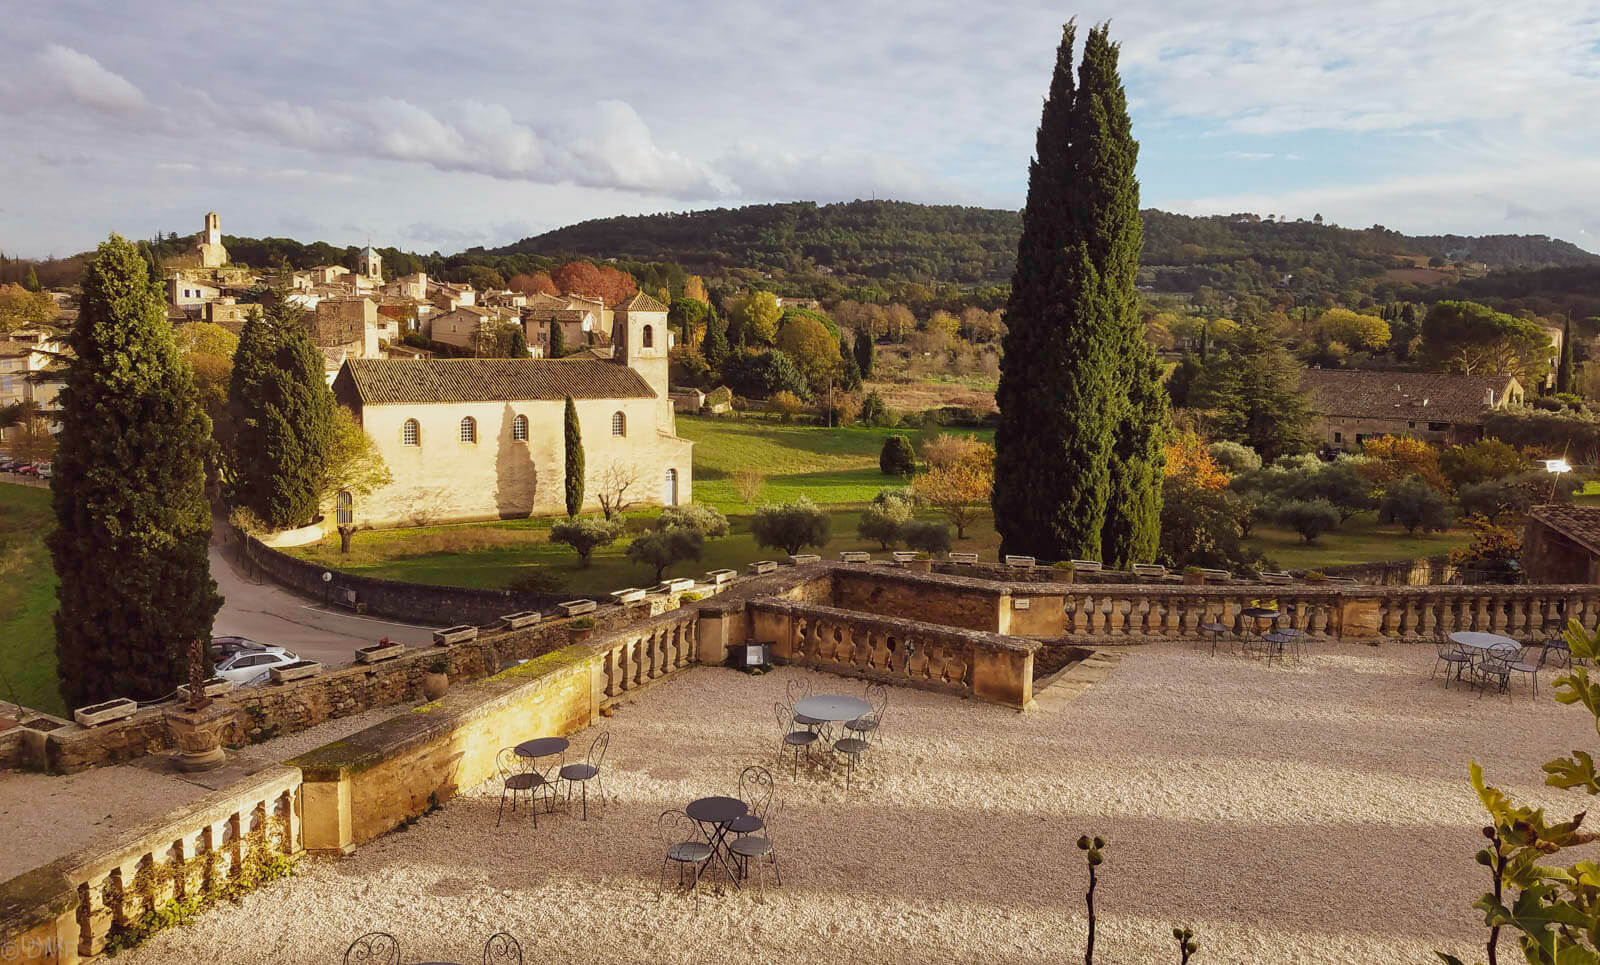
{"left": 402, "top": 419, "right": 420, "bottom": 446}
{"left": 612, "top": 411, "right": 626, "bottom": 436}
{"left": 642, "top": 324, "right": 654, "bottom": 349}
{"left": 459, "top": 416, "right": 477, "bottom": 443}
{"left": 512, "top": 414, "right": 528, "bottom": 441}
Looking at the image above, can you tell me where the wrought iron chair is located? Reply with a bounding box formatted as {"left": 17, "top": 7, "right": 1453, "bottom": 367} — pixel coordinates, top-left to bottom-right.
{"left": 482, "top": 931, "right": 522, "bottom": 965}
{"left": 788, "top": 677, "right": 821, "bottom": 729}
{"left": 560, "top": 731, "right": 609, "bottom": 820}
{"left": 1505, "top": 645, "right": 1544, "bottom": 698}
{"left": 1541, "top": 635, "right": 1574, "bottom": 670}
{"left": 832, "top": 732, "right": 872, "bottom": 791}
{"left": 657, "top": 809, "right": 713, "bottom": 900}
{"left": 1431, "top": 635, "right": 1473, "bottom": 687}
{"left": 728, "top": 801, "right": 783, "bottom": 894}
{"left": 496, "top": 747, "right": 554, "bottom": 827}
{"left": 729, "top": 764, "right": 774, "bottom": 837}
{"left": 1199, "top": 616, "right": 1230, "bottom": 656}
{"left": 343, "top": 931, "right": 399, "bottom": 965}
{"left": 845, "top": 682, "right": 889, "bottom": 745}
{"left": 775, "top": 701, "right": 819, "bottom": 777}
{"left": 1473, "top": 642, "right": 1518, "bottom": 699}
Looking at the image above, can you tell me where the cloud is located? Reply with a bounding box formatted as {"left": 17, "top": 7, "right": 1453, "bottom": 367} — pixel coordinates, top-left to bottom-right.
{"left": 36, "top": 45, "right": 144, "bottom": 114}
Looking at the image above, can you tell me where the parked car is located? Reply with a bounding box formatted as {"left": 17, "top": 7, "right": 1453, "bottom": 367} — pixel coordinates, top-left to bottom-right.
{"left": 213, "top": 648, "right": 300, "bottom": 686}
{"left": 15, "top": 463, "right": 40, "bottom": 477}
{"left": 0, "top": 460, "right": 18, "bottom": 472}
{"left": 209, "top": 636, "right": 283, "bottom": 662}
{"left": 36, "top": 463, "right": 51, "bottom": 479}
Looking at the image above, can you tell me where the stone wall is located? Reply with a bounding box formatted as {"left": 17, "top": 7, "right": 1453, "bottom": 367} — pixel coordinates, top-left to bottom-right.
{"left": 831, "top": 566, "right": 1003, "bottom": 631}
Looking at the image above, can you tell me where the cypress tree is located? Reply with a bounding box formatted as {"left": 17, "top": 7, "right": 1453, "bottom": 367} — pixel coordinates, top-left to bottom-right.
{"left": 854, "top": 328, "right": 874, "bottom": 378}
{"left": 508, "top": 324, "right": 529, "bottom": 358}
{"left": 993, "top": 21, "right": 1119, "bottom": 561}
{"left": 1557, "top": 315, "right": 1574, "bottom": 395}
{"left": 702, "top": 306, "right": 729, "bottom": 367}
{"left": 564, "top": 395, "right": 584, "bottom": 516}
{"left": 549, "top": 319, "right": 566, "bottom": 358}
{"left": 1078, "top": 27, "right": 1167, "bottom": 567}
{"left": 24, "top": 265, "right": 41, "bottom": 292}
{"left": 51, "top": 235, "right": 221, "bottom": 707}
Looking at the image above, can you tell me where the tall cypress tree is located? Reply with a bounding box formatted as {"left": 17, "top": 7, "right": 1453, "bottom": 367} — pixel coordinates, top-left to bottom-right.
{"left": 23, "top": 265, "right": 41, "bottom": 292}
{"left": 549, "top": 319, "right": 566, "bottom": 358}
{"left": 564, "top": 395, "right": 584, "bottom": 516}
{"left": 993, "top": 21, "right": 1119, "bottom": 561}
{"left": 51, "top": 235, "right": 221, "bottom": 707}
{"left": 1076, "top": 27, "right": 1167, "bottom": 567}
{"left": 1557, "top": 315, "right": 1575, "bottom": 395}
{"left": 702, "top": 306, "right": 729, "bottom": 367}
{"left": 854, "top": 328, "right": 874, "bottom": 379}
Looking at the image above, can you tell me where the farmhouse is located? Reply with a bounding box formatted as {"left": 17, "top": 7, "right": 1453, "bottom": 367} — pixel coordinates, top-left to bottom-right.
{"left": 1301, "top": 369, "right": 1524, "bottom": 450}
{"left": 1523, "top": 505, "right": 1600, "bottom": 584}
{"left": 331, "top": 296, "right": 690, "bottom": 526}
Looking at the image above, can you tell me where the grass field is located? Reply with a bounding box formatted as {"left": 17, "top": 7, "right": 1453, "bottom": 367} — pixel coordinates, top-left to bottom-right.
{"left": 290, "top": 415, "right": 1473, "bottom": 593}
{"left": 0, "top": 484, "right": 62, "bottom": 714}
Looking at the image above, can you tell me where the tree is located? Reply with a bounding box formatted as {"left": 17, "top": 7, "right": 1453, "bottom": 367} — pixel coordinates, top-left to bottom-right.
{"left": 1315, "top": 308, "right": 1391, "bottom": 352}
{"left": 1440, "top": 438, "right": 1528, "bottom": 489}
{"left": 506, "top": 324, "right": 529, "bottom": 358}
{"left": 1273, "top": 498, "right": 1340, "bottom": 543}
{"left": 626, "top": 527, "right": 704, "bottom": 582}
{"left": 594, "top": 460, "right": 640, "bottom": 519}
{"left": 1162, "top": 431, "right": 1228, "bottom": 490}
{"left": 1379, "top": 475, "right": 1451, "bottom": 535}
{"left": 508, "top": 272, "right": 558, "bottom": 296}
{"left": 854, "top": 328, "right": 874, "bottom": 379}
{"left": 1207, "top": 440, "right": 1261, "bottom": 474}
{"left": 173, "top": 321, "right": 237, "bottom": 454}
{"left": 1421, "top": 300, "right": 1553, "bottom": 385}
{"left": 549, "top": 319, "right": 566, "bottom": 358}
{"left": 551, "top": 261, "right": 636, "bottom": 304}
{"left": 750, "top": 498, "right": 831, "bottom": 555}
{"left": 732, "top": 291, "right": 782, "bottom": 345}
{"left": 902, "top": 520, "right": 953, "bottom": 556}
{"left": 669, "top": 297, "right": 708, "bottom": 346}
{"left": 880, "top": 435, "right": 916, "bottom": 476}
{"left": 768, "top": 390, "right": 804, "bottom": 422}
{"left": 1158, "top": 468, "right": 1255, "bottom": 571}
{"left": 50, "top": 235, "right": 221, "bottom": 708}
{"left": 550, "top": 517, "right": 621, "bottom": 568}
{"left": 995, "top": 22, "right": 1162, "bottom": 565}
{"left": 0, "top": 283, "right": 54, "bottom": 332}
{"left": 914, "top": 458, "right": 994, "bottom": 539}
{"left": 323, "top": 406, "right": 392, "bottom": 551}
{"left": 1190, "top": 317, "right": 1314, "bottom": 462}
{"left": 563, "top": 396, "right": 583, "bottom": 516}
{"left": 23, "top": 265, "right": 41, "bottom": 292}
{"left": 701, "top": 305, "right": 729, "bottom": 366}
{"left": 1358, "top": 434, "right": 1450, "bottom": 493}
{"left": 1558, "top": 314, "right": 1576, "bottom": 395}
{"left": 227, "top": 305, "right": 334, "bottom": 529}
{"left": 860, "top": 390, "right": 892, "bottom": 427}
{"left": 857, "top": 499, "right": 910, "bottom": 549}
{"left": 5, "top": 410, "right": 56, "bottom": 463}
{"left": 730, "top": 468, "right": 765, "bottom": 505}
{"left": 922, "top": 433, "right": 991, "bottom": 471}
{"left": 684, "top": 275, "right": 708, "bottom": 303}
{"left": 461, "top": 266, "right": 505, "bottom": 291}
{"left": 658, "top": 504, "right": 730, "bottom": 539}
{"left": 1295, "top": 460, "right": 1375, "bottom": 523}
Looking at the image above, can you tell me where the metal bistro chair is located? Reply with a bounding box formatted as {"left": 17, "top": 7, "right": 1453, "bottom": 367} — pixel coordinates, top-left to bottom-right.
{"left": 774, "top": 701, "right": 820, "bottom": 777}
{"left": 1474, "top": 642, "right": 1518, "bottom": 699}
{"left": 729, "top": 765, "right": 774, "bottom": 838}
{"left": 832, "top": 730, "right": 872, "bottom": 791}
{"left": 728, "top": 800, "right": 783, "bottom": 894}
{"left": 1431, "top": 634, "right": 1473, "bottom": 687}
{"left": 788, "top": 677, "right": 822, "bottom": 730}
{"left": 1506, "top": 645, "right": 1544, "bottom": 698}
{"left": 560, "top": 731, "right": 609, "bottom": 820}
{"left": 496, "top": 747, "right": 555, "bottom": 828}
{"left": 844, "top": 682, "right": 889, "bottom": 745}
{"left": 343, "top": 932, "right": 399, "bottom": 965}
{"left": 482, "top": 931, "right": 523, "bottom": 965}
{"left": 657, "top": 809, "right": 713, "bottom": 900}
{"left": 1199, "top": 615, "right": 1230, "bottom": 656}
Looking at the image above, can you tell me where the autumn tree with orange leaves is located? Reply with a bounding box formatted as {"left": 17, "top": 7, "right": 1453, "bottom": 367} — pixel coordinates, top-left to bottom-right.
{"left": 552, "top": 261, "right": 637, "bottom": 305}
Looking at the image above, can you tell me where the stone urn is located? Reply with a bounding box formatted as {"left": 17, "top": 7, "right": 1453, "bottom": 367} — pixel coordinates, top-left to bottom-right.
{"left": 165, "top": 702, "right": 232, "bottom": 772}
{"left": 422, "top": 658, "right": 450, "bottom": 700}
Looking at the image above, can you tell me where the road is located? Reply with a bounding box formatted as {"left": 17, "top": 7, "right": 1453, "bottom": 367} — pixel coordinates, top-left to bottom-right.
{"left": 209, "top": 532, "right": 438, "bottom": 667}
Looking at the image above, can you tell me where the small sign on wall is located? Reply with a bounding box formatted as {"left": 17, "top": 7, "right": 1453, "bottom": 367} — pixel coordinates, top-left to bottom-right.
{"left": 1013, "top": 598, "right": 1031, "bottom": 610}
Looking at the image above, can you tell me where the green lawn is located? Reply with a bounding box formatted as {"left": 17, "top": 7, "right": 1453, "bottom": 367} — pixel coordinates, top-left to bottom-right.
{"left": 290, "top": 415, "right": 1473, "bottom": 593}
{"left": 0, "top": 484, "right": 62, "bottom": 715}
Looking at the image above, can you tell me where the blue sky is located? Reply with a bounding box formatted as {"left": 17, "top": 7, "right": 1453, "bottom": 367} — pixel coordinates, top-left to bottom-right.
{"left": 3, "top": 0, "right": 1598, "bottom": 257}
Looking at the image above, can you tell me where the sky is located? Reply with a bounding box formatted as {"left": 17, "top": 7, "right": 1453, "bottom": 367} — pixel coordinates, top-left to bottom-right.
{"left": 3, "top": 0, "right": 1599, "bottom": 258}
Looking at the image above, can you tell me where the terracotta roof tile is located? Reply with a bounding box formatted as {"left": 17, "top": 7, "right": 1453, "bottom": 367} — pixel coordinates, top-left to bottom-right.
{"left": 1300, "top": 370, "right": 1521, "bottom": 425}
{"left": 335, "top": 358, "right": 655, "bottom": 405}
{"left": 615, "top": 291, "right": 668, "bottom": 312}
{"left": 1530, "top": 505, "right": 1600, "bottom": 556}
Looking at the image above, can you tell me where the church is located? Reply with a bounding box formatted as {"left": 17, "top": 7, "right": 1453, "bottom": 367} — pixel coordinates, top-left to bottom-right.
{"left": 330, "top": 293, "right": 693, "bottom": 527}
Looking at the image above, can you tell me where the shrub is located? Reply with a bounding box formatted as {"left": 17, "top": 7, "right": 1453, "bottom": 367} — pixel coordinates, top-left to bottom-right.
{"left": 860, "top": 390, "right": 894, "bottom": 427}
{"left": 730, "top": 468, "right": 766, "bottom": 504}
{"left": 1378, "top": 475, "right": 1452, "bottom": 535}
{"left": 879, "top": 435, "right": 917, "bottom": 476}
{"left": 1272, "top": 499, "right": 1341, "bottom": 544}
{"left": 750, "top": 498, "right": 831, "bottom": 555}
{"left": 549, "top": 517, "right": 622, "bottom": 568}
{"left": 428, "top": 657, "right": 449, "bottom": 674}
{"left": 912, "top": 443, "right": 994, "bottom": 538}
{"left": 857, "top": 501, "right": 910, "bottom": 549}
{"left": 625, "top": 528, "right": 704, "bottom": 582}
{"left": 768, "top": 390, "right": 805, "bottom": 423}
{"left": 1359, "top": 434, "right": 1450, "bottom": 493}
{"left": 1439, "top": 437, "right": 1528, "bottom": 489}
{"left": 921, "top": 433, "right": 991, "bottom": 471}
{"left": 901, "top": 520, "right": 953, "bottom": 556}
{"left": 1160, "top": 471, "right": 1259, "bottom": 570}
{"left": 1207, "top": 440, "right": 1261, "bottom": 474}
{"left": 657, "top": 504, "right": 729, "bottom": 539}
{"left": 874, "top": 487, "right": 919, "bottom": 511}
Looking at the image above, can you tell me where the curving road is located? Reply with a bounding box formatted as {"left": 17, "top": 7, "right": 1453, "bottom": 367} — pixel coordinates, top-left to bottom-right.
{"left": 209, "top": 530, "right": 438, "bottom": 668}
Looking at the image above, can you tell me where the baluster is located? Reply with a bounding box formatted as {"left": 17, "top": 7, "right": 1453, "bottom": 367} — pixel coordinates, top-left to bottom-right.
{"left": 628, "top": 637, "right": 643, "bottom": 689}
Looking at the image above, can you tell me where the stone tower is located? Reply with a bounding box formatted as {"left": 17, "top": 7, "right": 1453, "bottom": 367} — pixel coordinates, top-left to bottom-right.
{"left": 187, "top": 211, "right": 229, "bottom": 269}
{"left": 203, "top": 212, "right": 221, "bottom": 246}
{"left": 612, "top": 291, "right": 671, "bottom": 423}
{"left": 359, "top": 245, "right": 382, "bottom": 281}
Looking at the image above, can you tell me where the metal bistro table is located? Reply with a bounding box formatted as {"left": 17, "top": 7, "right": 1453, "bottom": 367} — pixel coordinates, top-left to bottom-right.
{"left": 1448, "top": 631, "right": 1520, "bottom": 687}
{"left": 514, "top": 737, "right": 570, "bottom": 819}
{"left": 686, "top": 795, "right": 748, "bottom": 888}
{"left": 792, "top": 694, "right": 873, "bottom": 732}
{"left": 1238, "top": 607, "right": 1279, "bottom": 657}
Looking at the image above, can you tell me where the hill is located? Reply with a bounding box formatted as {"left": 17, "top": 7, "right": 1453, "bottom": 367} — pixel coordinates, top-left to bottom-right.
{"left": 490, "top": 200, "right": 1597, "bottom": 294}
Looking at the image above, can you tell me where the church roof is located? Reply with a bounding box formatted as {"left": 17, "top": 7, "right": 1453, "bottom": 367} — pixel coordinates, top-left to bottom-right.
{"left": 335, "top": 357, "right": 655, "bottom": 405}
{"left": 360, "top": 245, "right": 379, "bottom": 257}
{"left": 615, "top": 291, "right": 668, "bottom": 312}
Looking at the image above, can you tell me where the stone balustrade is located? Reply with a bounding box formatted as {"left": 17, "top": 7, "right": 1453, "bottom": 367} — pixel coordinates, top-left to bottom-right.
{"left": 596, "top": 608, "right": 700, "bottom": 709}
{"left": 746, "top": 598, "right": 1038, "bottom": 709}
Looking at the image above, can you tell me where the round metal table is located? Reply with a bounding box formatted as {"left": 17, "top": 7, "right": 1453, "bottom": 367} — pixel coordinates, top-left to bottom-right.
{"left": 792, "top": 694, "right": 872, "bottom": 723}
{"left": 686, "top": 796, "right": 748, "bottom": 888}
{"left": 515, "top": 736, "right": 569, "bottom": 760}
{"left": 1449, "top": 631, "right": 1519, "bottom": 652}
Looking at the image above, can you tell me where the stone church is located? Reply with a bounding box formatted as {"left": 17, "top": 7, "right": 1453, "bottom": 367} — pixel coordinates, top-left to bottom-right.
{"left": 331, "top": 293, "right": 692, "bottom": 527}
{"left": 172, "top": 212, "right": 230, "bottom": 269}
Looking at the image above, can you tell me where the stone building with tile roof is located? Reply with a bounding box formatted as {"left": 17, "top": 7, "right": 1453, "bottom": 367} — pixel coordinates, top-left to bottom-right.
{"left": 330, "top": 308, "right": 691, "bottom": 526}
{"left": 1300, "top": 369, "right": 1525, "bottom": 451}
{"left": 1523, "top": 505, "right": 1600, "bottom": 585}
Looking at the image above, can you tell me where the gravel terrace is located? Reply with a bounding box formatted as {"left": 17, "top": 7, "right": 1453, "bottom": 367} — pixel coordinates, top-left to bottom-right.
{"left": 116, "top": 641, "right": 1596, "bottom": 965}
{"left": 0, "top": 704, "right": 414, "bottom": 881}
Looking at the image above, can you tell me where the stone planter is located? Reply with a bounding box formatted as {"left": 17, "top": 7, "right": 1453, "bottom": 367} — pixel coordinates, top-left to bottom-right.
{"left": 270, "top": 660, "right": 322, "bottom": 683}
{"left": 164, "top": 702, "right": 233, "bottom": 772}
{"left": 356, "top": 642, "right": 407, "bottom": 664}
{"left": 658, "top": 577, "right": 695, "bottom": 593}
{"left": 909, "top": 558, "right": 933, "bottom": 574}
{"left": 432, "top": 624, "right": 479, "bottom": 646}
{"left": 74, "top": 698, "right": 137, "bottom": 728}
{"left": 705, "top": 568, "right": 737, "bottom": 585}
{"left": 1183, "top": 571, "right": 1204, "bottom": 586}
{"left": 1069, "top": 559, "right": 1102, "bottom": 573}
{"left": 176, "top": 677, "right": 235, "bottom": 702}
{"left": 789, "top": 554, "right": 821, "bottom": 565}
{"left": 948, "top": 552, "right": 979, "bottom": 565}
{"left": 747, "top": 560, "right": 778, "bottom": 575}
{"left": 1048, "top": 566, "right": 1074, "bottom": 584}
{"left": 611, "top": 587, "right": 647, "bottom": 604}
{"left": 891, "top": 551, "right": 918, "bottom": 564}
{"left": 1004, "top": 555, "right": 1036, "bottom": 569}
{"left": 559, "top": 599, "right": 596, "bottom": 616}
{"left": 840, "top": 551, "right": 871, "bottom": 563}
{"left": 500, "top": 610, "right": 542, "bottom": 630}
{"left": 422, "top": 672, "right": 449, "bottom": 700}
